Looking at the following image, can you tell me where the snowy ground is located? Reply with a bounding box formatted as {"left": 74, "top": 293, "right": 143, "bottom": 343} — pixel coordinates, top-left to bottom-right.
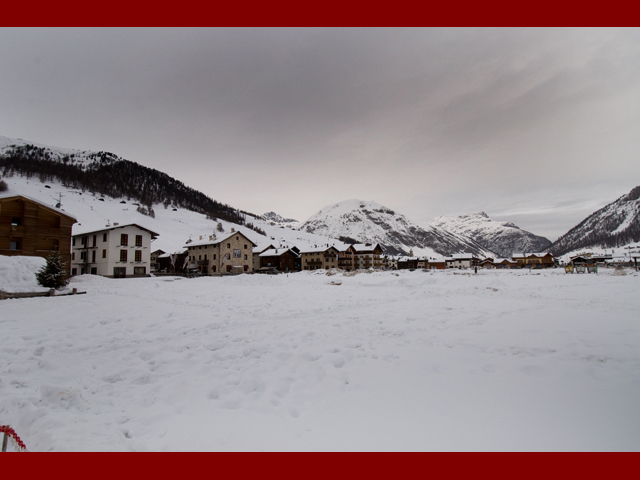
{"left": 1, "top": 267, "right": 639, "bottom": 451}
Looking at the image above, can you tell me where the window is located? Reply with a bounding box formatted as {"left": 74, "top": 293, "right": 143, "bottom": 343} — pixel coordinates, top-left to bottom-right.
{"left": 233, "top": 249, "right": 241, "bottom": 258}
{"left": 102, "top": 249, "right": 106, "bottom": 258}
{"left": 93, "top": 235, "right": 97, "bottom": 247}
{"left": 121, "top": 234, "right": 128, "bottom": 246}
{"left": 204, "top": 254, "right": 207, "bottom": 260}
{"left": 135, "top": 250, "right": 142, "bottom": 262}
{"left": 134, "top": 267, "right": 146, "bottom": 275}
{"left": 244, "top": 254, "right": 247, "bottom": 260}
{"left": 73, "top": 238, "right": 76, "bottom": 246}
{"left": 198, "top": 255, "right": 202, "bottom": 261}
{"left": 92, "top": 250, "right": 96, "bottom": 262}
{"left": 72, "top": 252, "right": 75, "bottom": 260}
{"left": 244, "top": 244, "right": 247, "bottom": 249}
{"left": 136, "top": 235, "right": 142, "bottom": 247}
{"left": 80, "top": 251, "right": 86, "bottom": 260}
{"left": 11, "top": 217, "right": 21, "bottom": 226}
{"left": 82, "top": 236, "right": 87, "bottom": 245}
{"left": 214, "top": 254, "right": 217, "bottom": 260}
{"left": 103, "top": 233, "right": 107, "bottom": 242}
{"left": 120, "top": 250, "right": 128, "bottom": 262}
{"left": 227, "top": 243, "right": 231, "bottom": 249}
{"left": 72, "top": 268, "right": 77, "bottom": 276}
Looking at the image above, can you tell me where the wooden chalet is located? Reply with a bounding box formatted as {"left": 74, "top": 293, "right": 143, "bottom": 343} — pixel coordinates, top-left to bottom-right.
{"left": 512, "top": 252, "right": 554, "bottom": 268}
{"left": 258, "top": 247, "right": 299, "bottom": 272}
{"left": 0, "top": 194, "right": 77, "bottom": 277}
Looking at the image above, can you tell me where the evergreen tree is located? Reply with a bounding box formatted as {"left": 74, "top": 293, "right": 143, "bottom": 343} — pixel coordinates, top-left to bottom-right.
{"left": 35, "top": 252, "right": 69, "bottom": 289}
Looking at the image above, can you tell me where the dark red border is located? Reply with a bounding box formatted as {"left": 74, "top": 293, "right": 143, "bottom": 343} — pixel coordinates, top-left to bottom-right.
{"left": 0, "top": 1, "right": 633, "bottom": 26}
{"left": 3, "top": 452, "right": 639, "bottom": 477}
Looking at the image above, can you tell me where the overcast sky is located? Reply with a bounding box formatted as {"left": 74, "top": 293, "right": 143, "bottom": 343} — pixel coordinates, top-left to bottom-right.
{"left": 1, "top": 28, "right": 639, "bottom": 240}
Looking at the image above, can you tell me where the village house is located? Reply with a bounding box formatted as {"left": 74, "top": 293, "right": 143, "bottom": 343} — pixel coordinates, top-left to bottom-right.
{"left": 337, "top": 244, "right": 356, "bottom": 271}
{"left": 427, "top": 257, "right": 447, "bottom": 270}
{"left": 0, "top": 194, "right": 77, "bottom": 277}
{"left": 353, "top": 243, "right": 385, "bottom": 269}
{"left": 397, "top": 257, "right": 418, "bottom": 270}
{"left": 150, "top": 249, "right": 165, "bottom": 272}
{"left": 384, "top": 255, "right": 398, "bottom": 270}
{"left": 71, "top": 223, "right": 159, "bottom": 278}
{"left": 185, "top": 230, "right": 257, "bottom": 274}
{"left": 252, "top": 243, "right": 276, "bottom": 271}
{"left": 299, "top": 245, "right": 340, "bottom": 270}
{"left": 258, "top": 247, "right": 299, "bottom": 272}
{"left": 445, "top": 253, "right": 480, "bottom": 269}
{"left": 479, "top": 257, "right": 517, "bottom": 269}
{"left": 157, "top": 249, "right": 189, "bottom": 274}
{"left": 511, "top": 252, "right": 555, "bottom": 268}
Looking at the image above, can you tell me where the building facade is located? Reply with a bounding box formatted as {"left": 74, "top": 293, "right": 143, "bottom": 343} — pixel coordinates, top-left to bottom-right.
{"left": 299, "top": 245, "right": 340, "bottom": 270}
{"left": 353, "top": 243, "right": 385, "bottom": 269}
{"left": 185, "top": 230, "right": 257, "bottom": 274}
{"left": 71, "top": 223, "right": 158, "bottom": 278}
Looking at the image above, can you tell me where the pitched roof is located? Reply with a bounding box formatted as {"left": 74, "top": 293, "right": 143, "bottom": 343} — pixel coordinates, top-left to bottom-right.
{"left": 352, "top": 243, "right": 382, "bottom": 253}
{"left": 184, "top": 230, "right": 257, "bottom": 248}
{"left": 299, "top": 245, "right": 340, "bottom": 254}
{"left": 73, "top": 222, "right": 159, "bottom": 238}
{"left": 259, "top": 248, "right": 299, "bottom": 258}
{"left": 0, "top": 193, "right": 78, "bottom": 222}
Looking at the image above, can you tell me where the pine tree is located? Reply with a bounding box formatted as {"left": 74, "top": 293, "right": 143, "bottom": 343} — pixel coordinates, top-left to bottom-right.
{"left": 35, "top": 252, "right": 69, "bottom": 289}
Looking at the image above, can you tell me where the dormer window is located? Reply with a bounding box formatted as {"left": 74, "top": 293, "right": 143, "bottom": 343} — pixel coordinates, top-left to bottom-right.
{"left": 11, "top": 217, "right": 21, "bottom": 226}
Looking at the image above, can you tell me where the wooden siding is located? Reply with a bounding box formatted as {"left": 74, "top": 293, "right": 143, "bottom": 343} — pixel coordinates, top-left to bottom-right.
{"left": 0, "top": 196, "right": 76, "bottom": 277}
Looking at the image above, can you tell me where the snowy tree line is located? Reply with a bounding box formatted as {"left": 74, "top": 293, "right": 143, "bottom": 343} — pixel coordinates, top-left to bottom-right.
{"left": 0, "top": 144, "right": 248, "bottom": 226}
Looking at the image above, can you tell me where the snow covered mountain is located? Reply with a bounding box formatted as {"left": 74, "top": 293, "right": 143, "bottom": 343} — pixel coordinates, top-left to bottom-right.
{"left": 550, "top": 186, "right": 640, "bottom": 256}
{"left": 0, "top": 135, "right": 348, "bottom": 255}
{"left": 429, "top": 211, "right": 552, "bottom": 258}
{"left": 300, "top": 199, "right": 494, "bottom": 257}
{"left": 261, "top": 211, "right": 299, "bottom": 228}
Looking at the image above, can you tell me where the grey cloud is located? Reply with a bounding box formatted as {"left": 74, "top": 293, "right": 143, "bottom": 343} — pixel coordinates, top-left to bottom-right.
{"left": 1, "top": 28, "right": 639, "bottom": 239}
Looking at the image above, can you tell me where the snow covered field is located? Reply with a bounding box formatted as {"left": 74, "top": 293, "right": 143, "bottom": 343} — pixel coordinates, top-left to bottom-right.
{"left": 1, "top": 267, "right": 639, "bottom": 451}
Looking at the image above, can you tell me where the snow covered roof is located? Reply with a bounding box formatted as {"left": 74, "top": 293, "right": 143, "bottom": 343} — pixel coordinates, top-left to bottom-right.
{"left": 512, "top": 252, "right": 552, "bottom": 258}
{"left": 0, "top": 193, "right": 78, "bottom": 222}
{"left": 73, "top": 222, "right": 159, "bottom": 238}
{"left": 158, "top": 249, "right": 187, "bottom": 258}
{"left": 298, "top": 245, "right": 340, "bottom": 254}
{"left": 184, "top": 230, "right": 257, "bottom": 248}
{"left": 352, "top": 243, "right": 381, "bottom": 253}
{"left": 259, "top": 248, "right": 299, "bottom": 258}
{"left": 446, "top": 253, "right": 476, "bottom": 260}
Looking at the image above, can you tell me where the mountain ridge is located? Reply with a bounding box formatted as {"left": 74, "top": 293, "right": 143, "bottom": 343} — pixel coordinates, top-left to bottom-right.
{"left": 549, "top": 185, "right": 640, "bottom": 256}
{"left": 429, "top": 211, "right": 552, "bottom": 258}
{"left": 300, "top": 199, "right": 495, "bottom": 257}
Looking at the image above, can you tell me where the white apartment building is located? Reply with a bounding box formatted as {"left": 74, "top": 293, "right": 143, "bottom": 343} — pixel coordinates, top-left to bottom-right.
{"left": 445, "top": 253, "right": 479, "bottom": 269}
{"left": 71, "top": 223, "right": 159, "bottom": 278}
